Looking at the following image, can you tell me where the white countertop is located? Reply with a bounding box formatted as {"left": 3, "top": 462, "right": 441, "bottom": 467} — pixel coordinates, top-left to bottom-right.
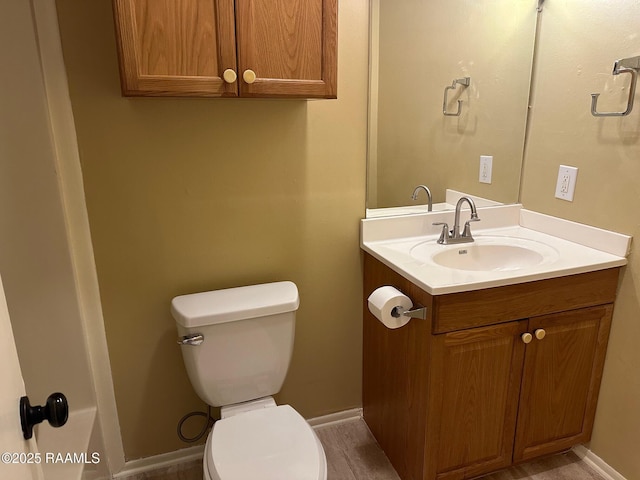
{"left": 361, "top": 205, "right": 631, "bottom": 295}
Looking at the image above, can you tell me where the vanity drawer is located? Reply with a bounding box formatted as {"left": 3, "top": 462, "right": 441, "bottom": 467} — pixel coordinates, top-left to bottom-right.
{"left": 431, "top": 268, "right": 620, "bottom": 334}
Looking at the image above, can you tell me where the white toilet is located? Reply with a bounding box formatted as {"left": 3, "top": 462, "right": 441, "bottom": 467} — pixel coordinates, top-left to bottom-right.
{"left": 171, "top": 281, "right": 327, "bottom": 480}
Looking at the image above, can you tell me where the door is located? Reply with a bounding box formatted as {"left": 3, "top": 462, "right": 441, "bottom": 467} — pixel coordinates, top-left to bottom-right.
{"left": 235, "top": 0, "right": 337, "bottom": 98}
{"left": 428, "top": 320, "right": 527, "bottom": 480}
{"left": 0, "top": 275, "right": 43, "bottom": 480}
{"left": 513, "top": 305, "right": 613, "bottom": 462}
{"left": 113, "top": 0, "right": 238, "bottom": 96}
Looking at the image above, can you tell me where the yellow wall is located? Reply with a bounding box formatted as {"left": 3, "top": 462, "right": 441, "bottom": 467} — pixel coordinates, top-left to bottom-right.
{"left": 521, "top": 1, "right": 640, "bottom": 478}
{"left": 55, "top": 0, "right": 369, "bottom": 460}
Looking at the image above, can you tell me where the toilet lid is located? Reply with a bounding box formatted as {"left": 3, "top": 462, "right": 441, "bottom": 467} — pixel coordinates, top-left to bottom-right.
{"left": 207, "top": 405, "right": 326, "bottom": 480}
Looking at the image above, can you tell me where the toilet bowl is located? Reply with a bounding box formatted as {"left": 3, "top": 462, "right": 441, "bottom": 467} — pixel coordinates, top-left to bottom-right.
{"left": 205, "top": 399, "right": 326, "bottom": 480}
{"left": 172, "top": 282, "right": 327, "bottom": 480}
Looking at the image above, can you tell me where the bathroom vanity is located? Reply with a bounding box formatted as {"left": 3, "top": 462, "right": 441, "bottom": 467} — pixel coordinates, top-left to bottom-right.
{"left": 361, "top": 205, "right": 630, "bottom": 480}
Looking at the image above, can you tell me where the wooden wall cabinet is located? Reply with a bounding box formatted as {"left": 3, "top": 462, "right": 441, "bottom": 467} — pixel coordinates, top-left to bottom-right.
{"left": 112, "top": 0, "right": 337, "bottom": 98}
{"left": 363, "top": 253, "right": 618, "bottom": 480}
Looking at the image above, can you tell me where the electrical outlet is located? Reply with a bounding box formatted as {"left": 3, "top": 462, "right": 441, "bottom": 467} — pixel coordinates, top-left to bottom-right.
{"left": 479, "top": 155, "right": 493, "bottom": 184}
{"left": 554, "top": 165, "right": 578, "bottom": 201}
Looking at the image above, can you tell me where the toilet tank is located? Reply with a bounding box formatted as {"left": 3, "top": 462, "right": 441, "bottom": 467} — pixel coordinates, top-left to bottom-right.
{"left": 171, "top": 281, "right": 299, "bottom": 407}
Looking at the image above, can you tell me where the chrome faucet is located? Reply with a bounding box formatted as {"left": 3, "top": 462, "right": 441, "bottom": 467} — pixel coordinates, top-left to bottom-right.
{"left": 432, "top": 196, "right": 481, "bottom": 244}
{"left": 411, "top": 185, "right": 433, "bottom": 212}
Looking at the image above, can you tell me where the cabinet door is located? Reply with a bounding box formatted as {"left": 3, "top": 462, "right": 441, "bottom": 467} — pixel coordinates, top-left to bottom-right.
{"left": 235, "top": 0, "right": 337, "bottom": 98}
{"left": 513, "top": 305, "right": 613, "bottom": 462}
{"left": 113, "top": 0, "right": 238, "bottom": 96}
{"left": 428, "top": 321, "right": 527, "bottom": 480}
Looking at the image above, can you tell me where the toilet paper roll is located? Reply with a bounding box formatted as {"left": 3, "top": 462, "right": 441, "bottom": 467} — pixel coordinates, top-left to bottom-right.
{"left": 367, "top": 286, "right": 413, "bottom": 329}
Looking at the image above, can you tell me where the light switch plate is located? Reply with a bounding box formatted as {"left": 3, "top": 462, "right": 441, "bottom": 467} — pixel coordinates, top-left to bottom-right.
{"left": 555, "top": 165, "right": 578, "bottom": 201}
{"left": 479, "top": 155, "right": 493, "bottom": 184}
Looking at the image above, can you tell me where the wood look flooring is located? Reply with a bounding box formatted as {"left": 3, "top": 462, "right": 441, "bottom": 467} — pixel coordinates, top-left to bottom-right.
{"left": 123, "top": 418, "right": 607, "bottom": 480}
{"left": 316, "top": 419, "right": 606, "bottom": 480}
{"left": 315, "top": 418, "right": 402, "bottom": 480}
{"left": 479, "top": 450, "right": 606, "bottom": 480}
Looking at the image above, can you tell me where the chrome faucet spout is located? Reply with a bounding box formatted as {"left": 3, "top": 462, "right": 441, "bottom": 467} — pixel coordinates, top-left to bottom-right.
{"left": 453, "top": 196, "right": 479, "bottom": 240}
{"left": 411, "top": 185, "right": 433, "bottom": 212}
{"left": 432, "top": 196, "right": 480, "bottom": 244}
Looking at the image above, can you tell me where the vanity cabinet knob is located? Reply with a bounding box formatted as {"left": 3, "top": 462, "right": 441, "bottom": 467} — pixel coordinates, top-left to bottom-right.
{"left": 243, "top": 69, "right": 257, "bottom": 84}
{"left": 535, "top": 328, "right": 546, "bottom": 340}
{"left": 223, "top": 69, "right": 237, "bottom": 84}
{"left": 521, "top": 332, "right": 533, "bottom": 344}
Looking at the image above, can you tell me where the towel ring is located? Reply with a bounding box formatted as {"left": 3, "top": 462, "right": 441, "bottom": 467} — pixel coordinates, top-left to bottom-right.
{"left": 443, "top": 77, "right": 470, "bottom": 116}
{"left": 591, "top": 67, "right": 637, "bottom": 117}
{"left": 591, "top": 56, "right": 640, "bottom": 117}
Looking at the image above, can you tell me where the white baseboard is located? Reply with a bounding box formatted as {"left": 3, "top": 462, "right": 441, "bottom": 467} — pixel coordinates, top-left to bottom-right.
{"left": 573, "top": 445, "right": 627, "bottom": 480}
{"left": 308, "top": 407, "right": 363, "bottom": 428}
{"left": 112, "top": 407, "right": 363, "bottom": 478}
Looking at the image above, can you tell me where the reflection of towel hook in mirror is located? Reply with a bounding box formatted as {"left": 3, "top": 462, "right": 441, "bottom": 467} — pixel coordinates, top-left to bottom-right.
{"left": 443, "top": 77, "right": 471, "bottom": 116}
{"left": 591, "top": 56, "right": 639, "bottom": 117}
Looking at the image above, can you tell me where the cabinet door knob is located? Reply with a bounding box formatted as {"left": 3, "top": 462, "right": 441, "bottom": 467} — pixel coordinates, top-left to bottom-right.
{"left": 521, "top": 332, "right": 533, "bottom": 344}
{"left": 223, "top": 69, "right": 237, "bottom": 84}
{"left": 243, "top": 69, "right": 257, "bottom": 84}
{"left": 535, "top": 328, "right": 546, "bottom": 340}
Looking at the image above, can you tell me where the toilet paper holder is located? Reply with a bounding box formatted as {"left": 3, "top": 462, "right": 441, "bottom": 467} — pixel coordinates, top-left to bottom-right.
{"left": 391, "top": 305, "right": 427, "bottom": 320}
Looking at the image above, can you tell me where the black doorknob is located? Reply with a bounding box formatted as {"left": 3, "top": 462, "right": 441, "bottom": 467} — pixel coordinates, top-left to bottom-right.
{"left": 20, "top": 393, "right": 68, "bottom": 440}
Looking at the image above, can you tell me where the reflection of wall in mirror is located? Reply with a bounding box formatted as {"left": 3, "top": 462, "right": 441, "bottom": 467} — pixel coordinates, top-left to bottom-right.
{"left": 368, "top": 0, "right": 537, "bottom": 209}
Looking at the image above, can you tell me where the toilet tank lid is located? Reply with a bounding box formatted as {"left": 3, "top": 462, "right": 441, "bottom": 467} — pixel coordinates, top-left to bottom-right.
{"left": 171, "top": 281, "right": 299, "bottom": 328}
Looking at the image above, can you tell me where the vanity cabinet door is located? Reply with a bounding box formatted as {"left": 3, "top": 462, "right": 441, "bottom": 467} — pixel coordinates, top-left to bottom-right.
{"left": 513, "top": 305, "right": 613, "bottom": 463}
{"left": 429, "top": 321, "right": 527, "bottom": 480}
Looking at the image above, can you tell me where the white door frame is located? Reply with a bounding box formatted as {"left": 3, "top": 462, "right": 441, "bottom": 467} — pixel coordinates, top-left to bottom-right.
{"left": 15, "top": 0, "right": 125, "bottom": 475}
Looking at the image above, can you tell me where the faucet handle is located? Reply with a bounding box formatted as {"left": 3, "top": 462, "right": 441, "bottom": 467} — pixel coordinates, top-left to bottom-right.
{"left": 461, "top": 217, "right": 481, "bottom": 238}
{"left": 432, "top": 222, "right": 449, "bottom": 244}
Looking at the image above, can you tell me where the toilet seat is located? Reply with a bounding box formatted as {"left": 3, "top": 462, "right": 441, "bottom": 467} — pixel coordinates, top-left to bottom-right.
{"left": 205, "top": 405, "right": 327, "bottom": 480}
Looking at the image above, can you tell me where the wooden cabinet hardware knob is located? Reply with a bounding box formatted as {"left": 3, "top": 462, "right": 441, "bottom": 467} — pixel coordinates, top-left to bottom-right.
{"left": 223, "top": 69, "right": 237, "bottom": 84}
{"left": 535, "top": 328, "right": 546, "bottom": 340}
{"left": 521, "top": 332, "right": 533, "bottom": 344}
{"left": 243, "top": 69, "right": 257, "bottom": 84}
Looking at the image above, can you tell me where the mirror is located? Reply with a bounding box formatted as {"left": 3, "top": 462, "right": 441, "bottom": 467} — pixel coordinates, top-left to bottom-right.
{"left": 367, "top": 0, "right": 539, "bottom": 216}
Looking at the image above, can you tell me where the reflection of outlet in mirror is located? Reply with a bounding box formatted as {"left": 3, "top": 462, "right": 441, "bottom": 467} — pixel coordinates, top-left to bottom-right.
{"left": 555, "top": 165, "right": 578, "bottom": 201}
{"left": 479, "top": 155, "right": 493, "bottom": 184}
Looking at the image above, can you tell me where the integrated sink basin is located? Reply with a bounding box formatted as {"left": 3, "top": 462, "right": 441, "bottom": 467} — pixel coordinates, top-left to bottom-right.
{"left": 431, "top": 244, "right": 543, "bottom": 271}
{"left": 410, "top": 236, "right": 560, "bottom": 272}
